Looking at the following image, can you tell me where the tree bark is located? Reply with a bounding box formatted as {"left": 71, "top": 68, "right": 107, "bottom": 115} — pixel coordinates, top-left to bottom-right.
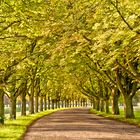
{"left": 105, "top": 100, "right": 110, "bottom": 114}
{"left": 81, "top": 99, "right": 83, "bottom": 107}
{"left": 75, "top": 100, "right": 78, "bottom": 107}
{"left": 61, "top": 100, "right": 64, "bottom": 108}
{"left": 112, "top": 88, "right": 120, "bottom": 115}
{"left": 10, "top": 97, "right": 16, "bottom": 120}
{"left": 48, "top": 96, "right": 51, "bottom": 110}
{"left": 69, "top": 100, "right": 71, "bottom": 107}
{"left": 52, "top": 99, "right": 55, "bottom": 109}
{"left": 21, "top": 91, "right": 26, "bottom": 116}
{"left": 35, "top": 93, "right": 39, "bottom": 113}
{"left": 96, "top": 99, "right": 100, "bottom": 111}
{"left": 29, "top": 94, "right": 34, "bottom": 114}
{"left": 29, "top": 78, "right": 34, "bottom": 114}
{"left": 0, "top": 89, "right": 4, "bottom": 124}
{"left": 55, "top": 100, "right": 58, "bottom": 109}
{"left": 115, "top": 67, "right": 136, "bottom": 118}
{"left": 44, "top": 95, "right": 47, "bottom": 110}
{"left": 123, "top": 95, "right": 135, "bottom": 118}
{"left": 40, "top": 95, "right": 43, "bottom": 111}
{"left": 58, "top": 100, "right": 60, "bottom": 108}
{"left": 100, "top": 100, "right": 105, "bottom": 112}
{"left": 72, "top": 100, "right": 75, "bottom": 107}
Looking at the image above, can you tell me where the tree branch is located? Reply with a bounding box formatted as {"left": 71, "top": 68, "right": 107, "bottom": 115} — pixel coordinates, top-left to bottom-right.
{"left": 0, "top": 21, "right": 20, "bottom": 33}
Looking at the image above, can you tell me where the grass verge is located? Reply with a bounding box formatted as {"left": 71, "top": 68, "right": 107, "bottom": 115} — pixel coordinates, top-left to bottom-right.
{"left": 90, "top": 108, "right": 140, "bottom": 127}
{"left": 0, "top": 109, "right": 60, "bottom": 140}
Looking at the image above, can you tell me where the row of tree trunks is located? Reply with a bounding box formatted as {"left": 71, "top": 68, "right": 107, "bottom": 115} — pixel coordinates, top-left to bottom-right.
{"left": 91, "top": 97, "right": 113, "bottom": 114}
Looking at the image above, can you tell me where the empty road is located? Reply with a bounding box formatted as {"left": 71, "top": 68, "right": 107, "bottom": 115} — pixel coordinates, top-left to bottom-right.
{"left": 23, "top": 108, "right": 140, "bottom": 140}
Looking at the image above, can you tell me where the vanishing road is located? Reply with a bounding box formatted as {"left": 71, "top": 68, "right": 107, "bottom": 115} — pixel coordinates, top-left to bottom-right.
{"left": 23, "top": 108, "right": 140, "bottom": 140}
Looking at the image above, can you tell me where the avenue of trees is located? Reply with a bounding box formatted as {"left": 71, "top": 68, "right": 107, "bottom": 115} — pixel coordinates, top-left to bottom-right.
{"left": 0, "top": 0, "right": 140, "bottom": 124}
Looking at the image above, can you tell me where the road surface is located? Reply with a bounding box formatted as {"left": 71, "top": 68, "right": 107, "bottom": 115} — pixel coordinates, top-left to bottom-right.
{"left": 23, "top": 108, "right": 140, "bottom": 140}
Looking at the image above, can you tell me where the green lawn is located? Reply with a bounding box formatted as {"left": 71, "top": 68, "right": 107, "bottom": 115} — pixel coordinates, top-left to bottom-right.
{"left": 0, "top": 109, "right": 59, "bottom": 140}
{"left": 90, "top": 108, "right": 140, "bottom": 126}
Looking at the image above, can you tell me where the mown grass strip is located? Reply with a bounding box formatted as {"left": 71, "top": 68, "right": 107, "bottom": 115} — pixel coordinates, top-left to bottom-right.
{"left": 0, "top": 109, "right": 60, "bottom": 140}
{"left": 90, "top": 108, "right": 140, "bottom": 127}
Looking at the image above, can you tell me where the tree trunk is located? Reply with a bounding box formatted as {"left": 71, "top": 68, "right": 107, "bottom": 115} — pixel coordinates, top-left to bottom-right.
{"left": 40, "top": 95, "right": 43, "bottom": 111}
{"left": 29, "top": 95, "right": 34, "bottom": 114}
{"left": 21, "top": 92, "right": 26, "bottom": 116}
{"left": 69, "top": 100, "right": 71, "bottom": 108}
{"left": 0, "top": 89, "right": 4, "bottom": 124}
{"left": 72, "top": 100, "right": 75, "bottom": 107}
{"left": 35, "top": 94, "right": 39, "bottom": 113}
{"left": 105, "top": 100, "right": 110, "bottom": 114}
{"left": 67, "top": 100, "right": 70, "bottom": 107}
{"left": 115, "top": 67, "right": 135, "bottom": 118}
{"left": 100, "top": 100, "right": 104, "bottom": 112}
{"left": 61, "top": 100, "right": 64, "bottom": 108}
{"left": 75, "top": 100, "right": 78, "bottom": 107}
{"left": 48, "top": 97, "right": 51, "bottom": 110}
{"left": 58, "top": 100, "right": 60, "bottom": 108}
{"left": 52, "top": 99, "right": 55, "bottom": 109}
{"left": 96, "top": 99, "right": 100, "bottom": 111}
{"left": 123, "top": 95, "right": 135, "bottom": 118}
{"left": 44, "top": 95, "right": 47, "bottom": 110}
{"left": 55, "top": 100, "right": 58, "bottom": 109}
{"left": 81, "top": 99, "right": 83, "bottom": 107}
{"left": 112, "top": 89, "right": 120, "bottom": 115}
{"left": 83, "top": 99, "right": 85, "bottom": 107}
{"left": 29, "top": 79, "right": 35, "bottom": 114}
{"left": 85, "top": 100, "right": 88, "bottom": 107}
{"left": 10, "top": 97, "right": 16, "bottom": 120}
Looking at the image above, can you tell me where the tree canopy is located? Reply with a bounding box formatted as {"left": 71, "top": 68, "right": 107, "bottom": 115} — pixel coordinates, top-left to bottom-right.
{"left": 0, "top": 0, "right": 140, "bottom": 124}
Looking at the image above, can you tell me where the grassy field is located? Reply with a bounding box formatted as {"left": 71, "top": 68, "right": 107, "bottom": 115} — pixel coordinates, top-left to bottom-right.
{"left": 0, "top": 109, "right": 59, "bottom": 140}
{"left": 90, "top": 108, "right": 140, "bottom": 126}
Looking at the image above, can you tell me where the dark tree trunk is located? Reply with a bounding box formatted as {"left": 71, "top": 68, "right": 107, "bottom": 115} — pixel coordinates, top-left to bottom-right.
{"left": 29, "top": 79, "right": 34, "bottom": 114}
{"left": 69, "top": 100, "right": 71, "bottom": 108}
{"left": 21, "top": 92, "right": 26, "bottom": 116}
{"left": 85, "top": 100, "right": 88, "bottom": 107}
{"left": 52, "top": 99, "right": 55, "bottom": 110}
{"left": 48, "top": 97, "right": 51, "bottom": 110}
{"left": 81, "top": 99, "right": 83, "bottom": 107}
{"left": 67, "top": 100, "right": 70, "bottom": 107}
{"left": 96, "top": 99, "right": 100, "bottom": 111}
{"left": 124, "top": 95, "right": 135, "bottom": 118}
{"left": 100, "top": 100, "right": 104, "bottom": 112}
{"left": 105, "top": 100, "right": 110, "bottom": 114}
{"left": 58, "top": 100, "right": 60, "bottom": 108}
{"left": 0, "top": 89, "right": 4, "bottom": 124}
{"left": 61, "top": 100, "right": 64, "bottom": 108}
{"left": 29, "top": 95, "right": 34, "bottom": 114}
{"left": 44, "top": 95, "right": 47, "bottom": 110}
{"left": 35, "top": 94, "right": 39, "bottom": 113}
{"left": 10, "top": 97, "right": 16, "bottom": 120}
{"left": 75, "top": 100, "right": 78, "bottom": 107}
{"left": 72, "top": 100, "right": 75, "bottom": 107}
{"left": 40, "top": 95, "right": 43, "bottom": 111}
{"left": 64, "top": 100, "right": 67, "bottom": 108}
{"left": 112, "top": 88, "right": 120, "bottom": 115}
